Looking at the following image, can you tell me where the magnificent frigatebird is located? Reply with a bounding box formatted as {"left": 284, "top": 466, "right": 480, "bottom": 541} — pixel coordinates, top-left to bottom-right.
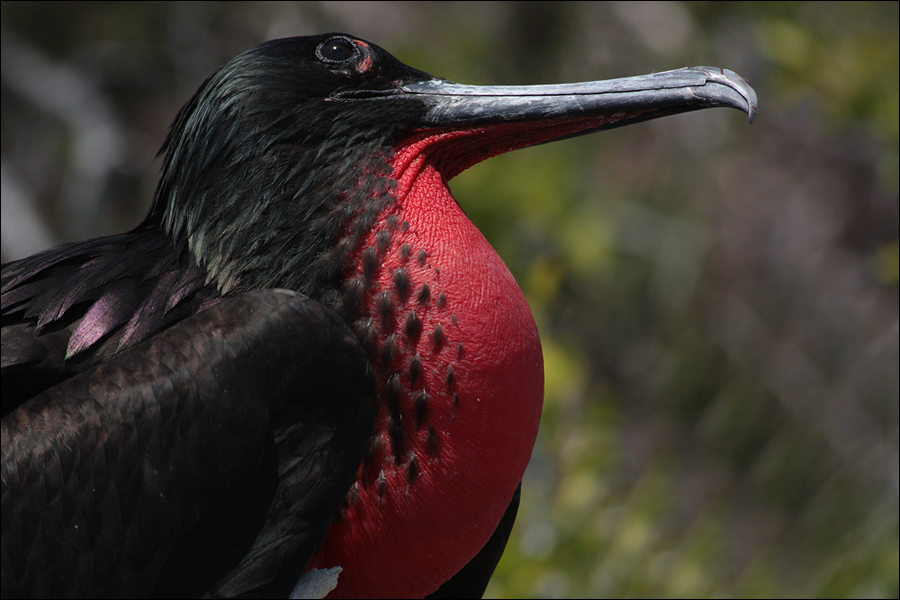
{"left": 1, "top": 34, "right": 756, "bottom": 598}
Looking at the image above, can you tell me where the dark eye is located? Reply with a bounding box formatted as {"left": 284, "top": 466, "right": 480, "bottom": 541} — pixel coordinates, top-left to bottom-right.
{"left": 317, "top": 37, "right": 357, "bottom": 63}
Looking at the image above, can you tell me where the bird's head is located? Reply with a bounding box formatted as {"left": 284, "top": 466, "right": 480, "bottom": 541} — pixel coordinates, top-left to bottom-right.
{"left": 149, "top": 34, "right": 436, "bottom": 298}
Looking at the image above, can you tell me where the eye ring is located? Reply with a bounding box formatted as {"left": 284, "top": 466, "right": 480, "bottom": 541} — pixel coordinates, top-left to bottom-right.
{"left": 317, "top": 37, "right": 358, "bottom": 64}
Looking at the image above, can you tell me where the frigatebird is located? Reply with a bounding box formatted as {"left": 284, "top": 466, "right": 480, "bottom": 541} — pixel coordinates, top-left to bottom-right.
{"left": 1, "top": 34, "right": 757, "bottom": 598}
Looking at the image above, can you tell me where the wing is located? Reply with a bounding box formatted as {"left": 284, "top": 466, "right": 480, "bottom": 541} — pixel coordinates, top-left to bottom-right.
{"left": 1, "top": 289, "right": 377, "bottom": 597}
{"left": 1, "top": 229, "right": 219, "bottom": 416}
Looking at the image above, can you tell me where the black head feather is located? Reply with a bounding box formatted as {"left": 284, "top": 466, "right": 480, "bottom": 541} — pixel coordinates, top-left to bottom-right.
{"left": 149, "top": 34, "right": 434, "bottom": 302}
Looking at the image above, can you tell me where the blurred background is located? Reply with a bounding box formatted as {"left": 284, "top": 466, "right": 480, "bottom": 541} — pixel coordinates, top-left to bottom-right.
{"left": 2, "top": 2, "right": 897, "bottom": 598}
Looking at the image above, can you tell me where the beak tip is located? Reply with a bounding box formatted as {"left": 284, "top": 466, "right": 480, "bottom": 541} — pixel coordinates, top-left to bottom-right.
{"left": 701, "top": 67, "right": 758, "bottom": 125}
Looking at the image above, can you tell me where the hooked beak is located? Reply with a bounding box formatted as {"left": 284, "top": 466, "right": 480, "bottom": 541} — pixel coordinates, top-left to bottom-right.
{"left": 401, "top": 66, "right": 757, "bottom": 137}
{"left": 337, "top": 65, "right": 757, "bottom": 179}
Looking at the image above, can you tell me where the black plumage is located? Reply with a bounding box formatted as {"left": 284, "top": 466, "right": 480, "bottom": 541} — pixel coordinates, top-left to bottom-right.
{"left": 3, "top": 290, "right": 375, "bottom": 597}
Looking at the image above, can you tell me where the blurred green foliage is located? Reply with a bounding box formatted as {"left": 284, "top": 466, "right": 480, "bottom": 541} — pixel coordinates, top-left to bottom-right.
{"left": 2, "top": 2, "right": 897, "bottom": 598}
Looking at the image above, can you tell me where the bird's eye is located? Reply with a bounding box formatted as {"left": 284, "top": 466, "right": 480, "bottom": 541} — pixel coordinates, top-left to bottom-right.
{"left": 317, "top": 37, "right": 357, "bottom": 63}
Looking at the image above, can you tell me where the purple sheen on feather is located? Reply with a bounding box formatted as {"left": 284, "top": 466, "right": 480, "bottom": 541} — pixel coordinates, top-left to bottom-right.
{"left": 118, "top": 271, "right": 181, "bottom": 350}
{"left": 40, "top": 259, "right": 111, "bottom": 328}
{"left": 66, "top": 290, "right": 135, "bottom": 358}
